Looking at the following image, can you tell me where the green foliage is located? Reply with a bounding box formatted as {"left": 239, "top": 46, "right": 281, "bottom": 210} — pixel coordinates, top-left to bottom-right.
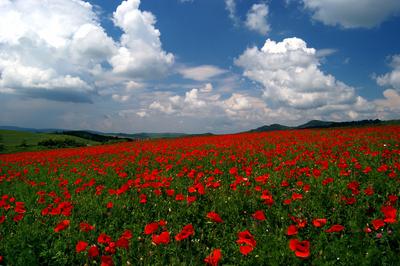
{"left": 37, "top": 138, "right": 84, "bottom": 148}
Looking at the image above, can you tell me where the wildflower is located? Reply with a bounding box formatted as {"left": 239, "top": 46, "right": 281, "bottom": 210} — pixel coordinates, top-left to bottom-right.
{"left": 204, "top": 248, "right": 222, "bottom": 266}
{"left": 289, "top": 239, "right": 310, "bottom": 258}
{"left": 206, "top": 212, "right": 224, "bottom": 223}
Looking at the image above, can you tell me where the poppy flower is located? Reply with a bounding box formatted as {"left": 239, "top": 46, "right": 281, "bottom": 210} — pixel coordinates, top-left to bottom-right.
{"left": 381, "top": 206, "right": 397, "bottom": 223}
{"left": 106, "top": 201, "right": 113, "bottom": 209}
{"left": 139, "top": 194, "right": 147, "bottom": 204}
{"left": 152, "top": 231, "right": 170, "bottom": 245}
{"left": 120, "top": 229, "right": 133, "bottom": 240}
{"left": 88, "top": 245, "right": 100, "bottom": 258}
{"left": 236, "top": 230, "right": 256, "bottom": 247}
{"left": 105, "top": 242, "right": 116, "bottom": 254}
{"left": 252, "top": 210, "right": 266, "bottom": 221}
{"left": 13, "top": 214, "right": 24, "bottom": 222}
{"left": 175, "top": 224, "right": 194, "bottom": 241}
{"left": 76, "top": 241, "right": 88, "bottom": 253}
{"left": 325, "top": 224, "right": 345, "bottom": 233}
{"left": 292, "top": 193, "right": 303, "bottom": 201}
{"left": 101, "top": 255, "right": 114, "bottom": 266}
{"left": 239, "top": 245, "right": 254, "bottom": 256}
{"left": 287, "top": 225, "right": 298, "bottom": 236}
{"left": 206, "top": 212, "right": 224, "bottom": 223}
{"left": 144, "top": 222, "right": 159, "bottom": 235}
{"left": 98, "top": 233, "right": 112, "bottom": 244}
{"left": 116, "top": 237, "right": 129, "bottom": 249}
{"left": 312, "top": 218, "right": 327, "bottom": 228}
{"left": 289, "top": 239, "right": 310, "bottom": 258}
{"left": 80, "top": 222, "right": 95, "bottom": 232}
{"left": 54, "top": 220, "right": 70, "bottom": 232}
{"left": 204, "top": 248, "right": 222, "bottom": 266}
{"left": 371, "top": 219, "right": 385, "bottom": 230}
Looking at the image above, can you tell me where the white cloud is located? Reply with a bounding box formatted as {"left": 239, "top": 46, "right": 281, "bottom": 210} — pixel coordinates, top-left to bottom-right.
{"left": 225, "top": 0, "right": 240, "bottom": 25}
{"left": 245, "top": 3, "right": 270, "bottom": 35}
{"left": 376, "top": 55, "right": 400, "bottom": 90}
{"left": 112, "top": 94, "right": 130, "bottom": 102}
{"left": 110, "top": 0, "right": 174, "bottom": 78}
{"left": 235, "top": 37, "right": 357, "bottom": 109}
{"left": 0, "top": 0, "right": 174, "bottom": 102}
{"left": 199, "top": 83, "right": 213, "bottom": 93}
{"left": 302, "top": 0, "right": 400, "bottom": 28}
{"left": 178, "top": 65, "right": 227, "bottom": 81}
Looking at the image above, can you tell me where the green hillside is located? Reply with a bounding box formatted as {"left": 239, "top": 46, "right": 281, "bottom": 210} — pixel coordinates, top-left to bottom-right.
{"left": 0, "top": 130, "right": 100, "bottom": 154}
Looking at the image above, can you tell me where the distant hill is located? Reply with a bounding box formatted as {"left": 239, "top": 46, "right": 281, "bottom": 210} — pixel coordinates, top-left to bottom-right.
{"left": 296, "top": 120, "right": 335, "bottom": 129}
{"left": 249, "top": 124, "right": 291, "bottom": 132}
{"left": 0, "top": 126, "right": 64, "bottom": 133}
{"left": 248, "top": 119, "right": 398, "bottom": 133}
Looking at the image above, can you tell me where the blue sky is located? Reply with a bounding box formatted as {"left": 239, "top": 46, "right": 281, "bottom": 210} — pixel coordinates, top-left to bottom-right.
{"left": 0, "top": 0, "right": 399, "bottom": 133}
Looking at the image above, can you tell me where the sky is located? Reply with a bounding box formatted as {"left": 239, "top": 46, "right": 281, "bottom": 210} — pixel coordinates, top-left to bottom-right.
{"left": 0, "top": 0, "right": 399, "bottom": 134}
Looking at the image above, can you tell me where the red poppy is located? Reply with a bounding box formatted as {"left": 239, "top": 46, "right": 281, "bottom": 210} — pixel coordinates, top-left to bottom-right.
{"left": 80, "top": 222, "right": 95, "bottom": 232}
{"left": 116, "top": 237, "right": 129, "bottom": 249}
{"left": 175, "top": 224, "right": 194, "bottom": 241}
{"left": 364, "top": 187, "right": 374, "bottom": 196}
{"left": 13, "top": 214, "right": 24, "bottom": 222}
{"left": 206, "top": 212, "right": 224, "bottom": 223}
{"left": 105, "top": 242, "right": 116, "bottom": 254}
{"left": 101, "top": 255, "right": 114, "bottom": 266}
{"left": 106, "top": 201, "right": 113, "bottom": 209}
{"left": 152, "top": 231, "right": 170, "bottom": 245}
{"left": 76, "top": 241, "right": 88, "bottom": 253}
{"left": 289, "top": 239, "right": 310, "bottom": 258}
{"left": 292, "top": 193, "right": 303, "bottom": 201}
{"left": 371, "top": 219, "right": 385, "bottom": 230}
{"left": 98, "top": 233, "right": 112, "bottom": 244}
{"left": 54, "top": 220, "right": 70, "bottom": 232}
{"left": 252, "top": 210, "right": 266, "bottom": 221}
{"left": 322, "top": 178, "right": 334, "bottom": 186}
{"left": 236, "top": 230, "right": 256, "bottom": 247}
{"left": 120, "top": 229, "right": 133, "bottom": 240}
{"left": 312, "top": 218, "right": 327, "bottom": 228}
{"left": 204, "top": 248, "right": 222, "bottom": 266}
{"left": 239, "top": 245, "right": 254, "bottom": 256}
{"left": 144, "top": 222, "right": 159, "bottom": 235}
{"left": 88, "top": 245, "right": 100, "bottom": 257}
{"left": 287, "top": 225, "right": 298, "bottom": 236}
{"left": 381, "top": 206, "right": 397, "bottom": 223}
{"left": 325, "top": 224, "right": 345, "bottom": 233}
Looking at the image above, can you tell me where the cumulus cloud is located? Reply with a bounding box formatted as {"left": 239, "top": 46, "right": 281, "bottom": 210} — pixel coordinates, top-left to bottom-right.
{"left": 0, "top": 0, "right": 174, "bottom": 102}
{"left": 235, "top": 37, "right": 357, "bottom": 109}
{"left": 110, "top": 0, "right": 174, "bottom": 78}
{"left": 245, "top": 3, "right": 270, "bottom": 35}
{"left": 302, "top": 0, "right": 400, "bottom": 28}
{"left": 376, "top": 55, "right": 400, "bottom": 90}
{"left": 178, "top": 65, "right": 227, "bottom": 81}
{"left": 143, "top": 83, "right": 274, "bottom": 130}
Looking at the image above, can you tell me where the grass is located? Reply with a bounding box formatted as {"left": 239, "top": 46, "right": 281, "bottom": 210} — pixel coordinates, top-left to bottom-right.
{"left": 0, "top": 130, "right": 100, "bottom": 154}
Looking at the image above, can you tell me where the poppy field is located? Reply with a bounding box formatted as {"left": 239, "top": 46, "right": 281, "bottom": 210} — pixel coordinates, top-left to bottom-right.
{"left": 0, "top": 125, "right": 399, "bottom": 265}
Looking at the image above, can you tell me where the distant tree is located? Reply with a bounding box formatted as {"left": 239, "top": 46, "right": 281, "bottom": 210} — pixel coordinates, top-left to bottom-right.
{"left": 0, "top": 135, "right": 4, "bottom": 151}
{"left": 19, "top": 139, "right": 28, "bottom": 147}
{"left": 38, "top": 139, "right": 84, "bottom": 148}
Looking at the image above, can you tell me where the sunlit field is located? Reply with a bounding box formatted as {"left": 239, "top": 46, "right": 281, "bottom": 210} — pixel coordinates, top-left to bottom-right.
{"left": 0, "top": 126, "right": 399, "bottom": 265}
